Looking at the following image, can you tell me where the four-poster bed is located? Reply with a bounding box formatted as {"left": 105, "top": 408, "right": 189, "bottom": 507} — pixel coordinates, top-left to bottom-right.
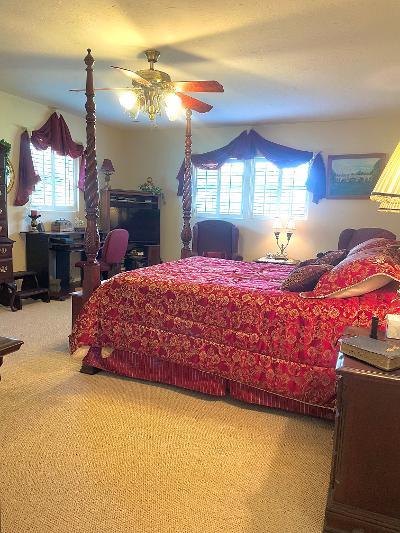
{"left": 72, "top": 50, "right": 196, "bottom": 322}
{"left": 71, "top": 50, "right": 398, "bottom": 420}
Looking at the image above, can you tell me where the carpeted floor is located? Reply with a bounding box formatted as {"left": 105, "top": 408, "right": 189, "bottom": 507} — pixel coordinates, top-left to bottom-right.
{"left": 0, "top": 299, "right": 333, "bottom": 533}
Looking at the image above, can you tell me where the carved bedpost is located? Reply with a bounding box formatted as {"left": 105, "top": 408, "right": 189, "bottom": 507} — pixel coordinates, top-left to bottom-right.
{"left": 72, "top": 49, "right": 100, "bottom": 325}
{"left": 180, "top": 108, "right": 193, "bottom": 259}
{"left": 82, "top": 49, "right": 101, "bottom": 297}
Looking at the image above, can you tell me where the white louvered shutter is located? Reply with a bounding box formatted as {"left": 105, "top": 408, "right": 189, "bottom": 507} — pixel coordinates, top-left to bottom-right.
{"left": 253, "top": 159, "right": 280, "bottom": 218}
{"left": 194, "top": 159, "right": 244, "bottom": 217}
{"left": 280, "top": 163, "right": 308, "bottom": 219}
{"left": 219, "top": 160, "right": 244, "bottom": 216}
{"left": 252, "top": 158, "right": 308, "bottom": 219}
{"left": 194, "top": 167, "right": 218, "bottom": 215}
{"left": 30, "top": 144, "right": 77, "bottom": 210}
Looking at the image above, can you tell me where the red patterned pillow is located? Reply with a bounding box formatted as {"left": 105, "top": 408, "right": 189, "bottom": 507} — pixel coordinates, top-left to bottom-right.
{"left": 300, "top": 249, "right": 400, "bottom": 299}
{"left": 281, "top": 264, "right": 333, "bottom": 292}
{"left": 348, "top": 238, "right": 400, "bottom": 256}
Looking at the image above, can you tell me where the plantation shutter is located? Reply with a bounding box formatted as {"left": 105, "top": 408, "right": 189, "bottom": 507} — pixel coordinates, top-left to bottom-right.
{"left": 30, "top": 144, "right": 77, "bottom": 210}
{"left": 280, "top": 163, "right": 308, "bottom": 219}
{"left": 219, "top": 160, "right": 244, "bottom": 216}
{"left": 253, "top": 159, "right": 280, "bottom": 218}
{"left": 195, "top": 168, "right": 218, "bottom": 215}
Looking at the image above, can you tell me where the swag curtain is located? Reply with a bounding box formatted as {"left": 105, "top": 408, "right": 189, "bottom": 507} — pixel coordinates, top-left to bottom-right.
{"left": 176, "top": 128, "right": 326, "bottom": 203}
{"left": 14, "top": 112, "right": 86, "bottom": 206}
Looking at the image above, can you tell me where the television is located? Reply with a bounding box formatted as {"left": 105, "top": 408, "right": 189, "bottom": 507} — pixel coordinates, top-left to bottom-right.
{"left": 109, "top": 203, "right": 160, "bottom": 244}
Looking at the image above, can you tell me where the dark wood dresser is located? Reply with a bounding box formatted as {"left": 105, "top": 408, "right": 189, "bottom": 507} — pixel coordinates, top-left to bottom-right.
{"left": 0, "top": 144, "right": 14, "bottom": 294}
{"left": 324, "top": 353, "right": 400, "bottom": 532}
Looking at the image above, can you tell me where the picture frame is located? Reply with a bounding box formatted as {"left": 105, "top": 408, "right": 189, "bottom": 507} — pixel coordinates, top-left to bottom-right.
{"left": 326, "top": 153, "right": 386, "bottom": 199}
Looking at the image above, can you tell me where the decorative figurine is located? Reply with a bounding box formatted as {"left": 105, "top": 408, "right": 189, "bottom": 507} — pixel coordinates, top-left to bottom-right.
{"left": 28, "top": 210, "right": 41, "bottom": 232}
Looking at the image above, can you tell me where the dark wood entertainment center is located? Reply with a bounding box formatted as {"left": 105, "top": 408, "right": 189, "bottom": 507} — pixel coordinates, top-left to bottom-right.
{"left": 100, "top": 188, "right": 161, "bottom": 267}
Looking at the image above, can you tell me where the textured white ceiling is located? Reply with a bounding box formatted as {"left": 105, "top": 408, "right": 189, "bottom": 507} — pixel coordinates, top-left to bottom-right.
{"left": 1, "top": 0, "right": 400, "bottom": 127}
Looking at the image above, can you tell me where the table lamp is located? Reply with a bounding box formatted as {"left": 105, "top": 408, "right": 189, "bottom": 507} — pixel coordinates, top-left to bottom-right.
{"left": 272, "top": 217, "right": 296, "bottom": 259}
{"left": 100, "top": 159, "right": 115, "bottom": 190}
{"left": 371, "top": 142, "right": 400, "bottom": 211}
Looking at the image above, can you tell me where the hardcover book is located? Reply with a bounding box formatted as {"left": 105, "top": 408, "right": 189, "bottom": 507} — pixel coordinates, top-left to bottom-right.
{"left": 340, "top": 336, "right": 400, "bottom": 371}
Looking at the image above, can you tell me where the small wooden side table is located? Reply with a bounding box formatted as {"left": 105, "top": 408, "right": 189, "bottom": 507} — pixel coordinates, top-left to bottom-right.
{"left": 0, "top": 336, "right": 23, "bottom": 380}
{"left": 324, "top": 352, "right": 400, "bottom": 532}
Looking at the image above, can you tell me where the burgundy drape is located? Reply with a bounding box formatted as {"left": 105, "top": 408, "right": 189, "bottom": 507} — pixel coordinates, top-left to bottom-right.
{"left": 176, "top": 129, "right": 326, "bottom": 203}
{"left": 14, "top": 112, "right": 86, "bottom": 206}
{"left": 14, "top": 131, "right": 41, "bottom": 206}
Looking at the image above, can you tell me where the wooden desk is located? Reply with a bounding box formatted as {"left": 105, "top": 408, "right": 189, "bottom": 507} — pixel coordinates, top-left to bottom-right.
{"left": 0, "top": 336, "right": 23, "bottom": 381}
{"left": 22, "top": 231, "right": 86, "bottom": 299}
{"left": 22, "top": 231, "right": 109, "bottom": 299}
{"left": 324, "top": 353, "right": 400, "bottom": 532}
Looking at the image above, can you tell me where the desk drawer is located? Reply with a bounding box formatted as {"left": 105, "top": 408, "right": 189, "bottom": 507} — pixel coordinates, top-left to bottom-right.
{"left": 0, "top": 258, "right": 13, "bottom": 281}
{"left": 0, "top": 244, "right": 12, "bottom": 259}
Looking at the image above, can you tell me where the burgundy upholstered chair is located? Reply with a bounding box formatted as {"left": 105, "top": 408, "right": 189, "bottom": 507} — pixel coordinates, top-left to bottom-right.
{"left": 192, "top": 220, "right": 243, "bottom": 260}
{"left": 75, "top": 228, "right": 129, "bottom": 280}
{"left": 338, "top": 228, "right": 396, "bottom": 251}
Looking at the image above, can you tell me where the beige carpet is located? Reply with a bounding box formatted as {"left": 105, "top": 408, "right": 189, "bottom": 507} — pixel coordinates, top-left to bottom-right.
{"left": 0, "top": 299, "right": 333, "bottom": 533}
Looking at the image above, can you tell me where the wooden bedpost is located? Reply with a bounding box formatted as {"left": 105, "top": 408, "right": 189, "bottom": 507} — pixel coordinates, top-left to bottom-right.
{"left": 180, "top": 108, "right": 193, "bottom": 259}
{"left": 72, "top": 49, "right": 101, "bottom": 325}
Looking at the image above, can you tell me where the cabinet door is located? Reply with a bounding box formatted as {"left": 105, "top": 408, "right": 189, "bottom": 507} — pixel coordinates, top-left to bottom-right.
{"left": 333, "top": 373, "right": 400, "bottom": 519}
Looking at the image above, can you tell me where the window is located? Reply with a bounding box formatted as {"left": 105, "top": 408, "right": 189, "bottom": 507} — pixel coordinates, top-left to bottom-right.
{"left": 194, "top": 160, "right": 244, "bottom": 217}
{"left": 30, "top": 144, "right": 78, "bottom": 211}
{"left": 193, "top": 157, "right": 309, "bottom": 220}
{"left": 252, "top": 158, "right": 309, "bottom": 219}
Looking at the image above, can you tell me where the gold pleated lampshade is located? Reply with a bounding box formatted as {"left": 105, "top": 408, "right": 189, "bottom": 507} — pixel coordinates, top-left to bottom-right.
{"left": 378, "top": 198, "right": 400, "bottom": 212}
{"left": 371, "top": 142, "right": 400, "bottom": 210}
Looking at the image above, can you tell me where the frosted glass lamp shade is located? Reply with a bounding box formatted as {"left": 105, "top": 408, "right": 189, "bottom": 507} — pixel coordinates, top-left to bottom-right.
{"left": 272, "top": 217, "right": 296, "bottom": 232}
{"left": 371, "top": 142, "right": 400, "bottom": 207}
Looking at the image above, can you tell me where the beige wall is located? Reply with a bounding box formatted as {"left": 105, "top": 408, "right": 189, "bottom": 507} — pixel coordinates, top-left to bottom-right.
{"left": 121, "top": 117, "right": 400, "bottom": 262}
{"left": 1, "top": 90, "right": 130, "bottom": 270}
{"left": 3, "top": 89, "right": 400, "bottom": 268}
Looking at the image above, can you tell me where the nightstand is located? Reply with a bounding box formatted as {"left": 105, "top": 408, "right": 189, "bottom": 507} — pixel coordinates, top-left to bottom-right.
{"left": 323, "top": 353, "right": 400, "bottom": 532}
{"left": 254, "top": 257, "right": 299, "bottom": 265}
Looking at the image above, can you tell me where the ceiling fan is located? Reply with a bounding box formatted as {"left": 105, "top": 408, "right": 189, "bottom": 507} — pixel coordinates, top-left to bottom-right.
{"left": 71, "top": 49, "right": 224, "bottom": 122}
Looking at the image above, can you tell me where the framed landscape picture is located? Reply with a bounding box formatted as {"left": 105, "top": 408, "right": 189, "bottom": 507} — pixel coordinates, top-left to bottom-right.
{"left": 326, "top": 153, "right": 386, "bottom": 199}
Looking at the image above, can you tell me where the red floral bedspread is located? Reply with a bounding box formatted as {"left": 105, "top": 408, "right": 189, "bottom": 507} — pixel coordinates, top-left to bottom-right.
{"left": 70, "top": 257, "right": 397, "bottom": 409}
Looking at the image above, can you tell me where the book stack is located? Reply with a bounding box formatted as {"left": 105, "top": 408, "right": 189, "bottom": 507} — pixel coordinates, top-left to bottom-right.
{"left": 340, "top": 336, "right": 400, "bottom": 371}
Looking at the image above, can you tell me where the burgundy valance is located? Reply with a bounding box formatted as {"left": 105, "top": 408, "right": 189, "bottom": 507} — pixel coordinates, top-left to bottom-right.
{"left": 176, "top": 129, "right": 326, "bottom": 203}
{"left": 14, "top": 112, "right": 86, "bottom": 206}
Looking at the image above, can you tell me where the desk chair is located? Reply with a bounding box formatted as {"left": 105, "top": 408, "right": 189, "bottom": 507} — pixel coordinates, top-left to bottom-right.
{"left": 75, "top": 228, "right": 129, "bottom": 280}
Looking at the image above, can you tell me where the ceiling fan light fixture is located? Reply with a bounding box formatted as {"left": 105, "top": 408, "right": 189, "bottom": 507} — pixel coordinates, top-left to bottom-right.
{"left": 109, "top": 49, "right": 223, "bottom": 122}
{"left": 164, "top": 92, "right": 182, "bottom": 121}
{"left": 119, "top": 90, "right": 138, "bottom": 111}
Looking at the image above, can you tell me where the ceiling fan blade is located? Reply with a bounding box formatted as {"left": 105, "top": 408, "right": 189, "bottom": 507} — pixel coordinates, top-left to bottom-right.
{"left": 110, "top": 66, "right": 152, "bottom": 87}
{"left": 173, "top": 81, "right": 224, "bottom": 93}
{"left": 69, "top": 88, "right": 131, "bottom": 92}
{"left": 176, "top": 92, "right": 213, "bottom": 113}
